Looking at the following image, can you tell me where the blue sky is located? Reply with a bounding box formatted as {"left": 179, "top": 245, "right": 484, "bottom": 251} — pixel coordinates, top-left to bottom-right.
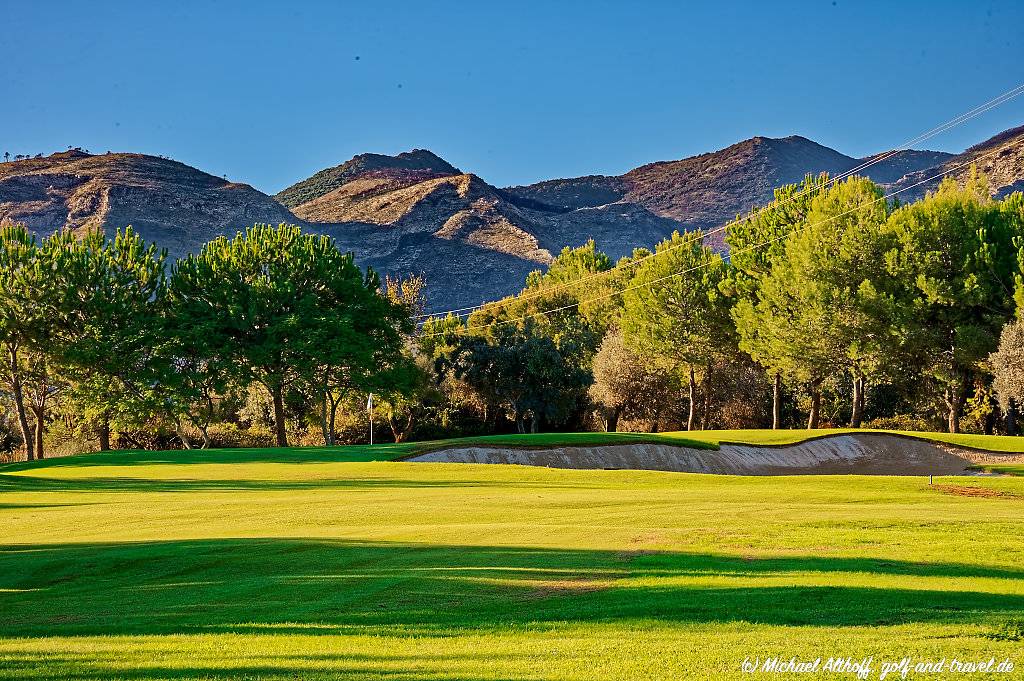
{"left": 2, "top": 1, "right": 1022, "bottom": 194}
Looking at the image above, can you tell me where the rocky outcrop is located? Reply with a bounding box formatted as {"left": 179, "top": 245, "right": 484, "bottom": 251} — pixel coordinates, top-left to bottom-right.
{"left": 293, "top": 170, "right": 674, "bottom": 309}
{"left": 0, "top": 150, "right": 296, "bottom": 258}
{"left": 4, "top": 124, "right": 1023, "bottom": 312}
{"left": 892, "top": 125, "right": 1024, "bottom": 200}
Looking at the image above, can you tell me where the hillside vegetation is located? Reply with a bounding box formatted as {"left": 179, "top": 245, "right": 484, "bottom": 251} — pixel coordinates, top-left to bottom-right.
{"left": 274, "top": 149, "right": 460, "bottom": 208}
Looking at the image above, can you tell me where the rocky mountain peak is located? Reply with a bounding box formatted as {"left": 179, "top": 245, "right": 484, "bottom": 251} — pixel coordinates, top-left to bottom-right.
{"left": 274, "top": 148, "right": 460, "bottom": 208}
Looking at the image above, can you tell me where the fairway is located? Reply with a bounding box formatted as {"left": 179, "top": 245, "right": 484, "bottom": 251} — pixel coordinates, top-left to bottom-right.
{"left": 2, "top": 438, "right": 1024, "bottom": 680}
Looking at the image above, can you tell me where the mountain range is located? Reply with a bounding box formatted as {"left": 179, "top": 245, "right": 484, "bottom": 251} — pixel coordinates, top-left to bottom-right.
{"left": 2, "top": 125, "right": 1023, "bottom": 312}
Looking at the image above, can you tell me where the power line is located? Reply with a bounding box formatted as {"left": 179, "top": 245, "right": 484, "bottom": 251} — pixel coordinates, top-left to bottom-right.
{"left": 416, "top": 81, "right": 1024, "bottom": 322}
{"left": 420, "top": 136, "right": 1020, "bottom": 338}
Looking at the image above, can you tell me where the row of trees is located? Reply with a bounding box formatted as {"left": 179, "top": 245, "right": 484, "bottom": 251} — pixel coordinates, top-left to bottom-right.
{"left": 420, "top": 170, "right": 1024, "bottom": 436}
{"left": 0, "top": 224, "right": 416, "bottom": 459}
{"left": 3, "top": 169, "right": 1024, "bottom": 459}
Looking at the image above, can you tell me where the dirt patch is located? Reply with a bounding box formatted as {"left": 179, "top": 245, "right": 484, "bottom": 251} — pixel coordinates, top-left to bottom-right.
{"left": 408, "top": 433, "right": 1024, "bottom": 476}
{"left": 931, "top": 484, "right": 1019, "bottom": 499}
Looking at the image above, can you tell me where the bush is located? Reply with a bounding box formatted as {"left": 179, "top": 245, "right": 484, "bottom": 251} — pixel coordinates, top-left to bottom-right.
{"left": 203, "top": 423, "right": 276, "bottom": 449}
{"left": 862, "top": 414, "right": 935, "bottom": 432}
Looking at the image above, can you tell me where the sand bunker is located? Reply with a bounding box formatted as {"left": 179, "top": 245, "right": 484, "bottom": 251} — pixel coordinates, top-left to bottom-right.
{"left": 407, "top": 433, "right": 1024, "bottom": 475}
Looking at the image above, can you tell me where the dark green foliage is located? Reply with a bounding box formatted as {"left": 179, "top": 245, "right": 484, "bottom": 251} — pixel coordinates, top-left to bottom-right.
{"left": 885, "top": 173, "right": 1024, "bottom": 432}
{"left": 450, "top": 322, "right": 591, "bottom": 433}
{"left": 167, "top": 224, "right": 412, "bottom": 447}
{"left": 621, "top": 230, "right": 732, "bottom": 430}
{"left": 0, "top": 225, "right": 45, "bottom": 459}
{"left": 40, "top": 228, "right": 168, "bottom": 439}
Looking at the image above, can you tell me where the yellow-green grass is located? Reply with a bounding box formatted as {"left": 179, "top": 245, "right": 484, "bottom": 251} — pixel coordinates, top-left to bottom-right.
{"left": 2, "top": 442, "right": 1024, "bottom": 680}
{"left": 970, "top": 463, "right": 1024, "bottom": 476}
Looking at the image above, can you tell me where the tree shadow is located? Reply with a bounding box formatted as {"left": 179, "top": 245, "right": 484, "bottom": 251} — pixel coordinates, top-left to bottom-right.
{"left": 0, "top": 444, "right": 408, "bottom": 472}
{"left": 0, "top": 473, "right": 602, "bottom": 494}
{"left": 0, "top": 653, "right": 534, "bottom": 681}
{"left": 2, "top": 538, "right": 1022, "bottom": 639}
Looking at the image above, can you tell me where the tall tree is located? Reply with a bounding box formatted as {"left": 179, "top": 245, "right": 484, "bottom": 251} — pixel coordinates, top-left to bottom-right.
{"left": 726, "top": 174, "right": 830, "bottom": 427}
{"left": 884, "top": 172, "right": 1023, "bottom": 432}
{"left": 40, "top": 228, "right": 167, "bottom": 452}
{"left": 451, "top": 321, "right": 591, "bottom": 433}
{"left": 733, "top": 176, "right": 899, "bottom": 429}
{"left": 0, "top": 226, "right": 44, "bottom": 459}
{"left": 168, "top": 224, "right": 411, "bottom": 447}
{"left": 621, "top": 230, "right": 731, "bottom": 431}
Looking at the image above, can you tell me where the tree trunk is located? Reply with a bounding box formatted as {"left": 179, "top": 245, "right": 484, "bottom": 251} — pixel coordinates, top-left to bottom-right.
{"left": 318, "top": 392, "right": 331, "bottom": 447}
{"left": 700, "top": 370, "right": 712, "bottom": 430}
{"left": 8, "top": 345, "right": 33, "bottom": 461}
{"left": 530, "top": 412, "right": 538, "bottom": 434}
{"left": 1007, "top": 398, "right": 1018, "bottom": 437}
{"left": 686, "top": 365, "right": 696, "bottom": 432}
{"left": 945, "top": 377, "right": 966, "bottom": 434}
{"left": 318, "top": 414, "right": 331, "bottom": 447}
{"left": 772, "top": 373, "right": 782, "bottom": 431}
{"left": 606, "top": 406, "right": 620, "bottom": 433}
{"left": 807, "top": 384, "right": 821, "bottom": 430}
{"left": 199, "top": 425, "right": 211, "bottom": 449}
{"left": 98, "top": 415, "right": 111, "bottom": 452}
{"left": 176, "top": 422, "right": 193, "bottom": 450}
{"left": 390, "top": 412, "right": 414, "bottom": 443}
{"left": 850, "top": 375, "right": 864, "bottom": 428}
{"left": 326, "top": 392, "right": 341, "bottom": 447}
{"left": 30, "top": 405, "right": 44, "bottom": 460}
{"left": 271, "top": 383, "right": 288, "bottom": 447}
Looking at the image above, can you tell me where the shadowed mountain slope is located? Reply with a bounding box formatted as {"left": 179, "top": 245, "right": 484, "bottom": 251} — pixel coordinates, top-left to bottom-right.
{"left": 2, "top": 125, "right": 1021, "bottom": 310}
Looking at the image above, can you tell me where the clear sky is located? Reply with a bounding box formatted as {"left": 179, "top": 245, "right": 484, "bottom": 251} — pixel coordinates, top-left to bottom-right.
{"left": 2, "top": 1, "right": 1023, "bottom": 194}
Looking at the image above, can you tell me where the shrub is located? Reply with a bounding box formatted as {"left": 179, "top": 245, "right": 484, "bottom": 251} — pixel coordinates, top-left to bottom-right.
{"left": 862, "top": 414, "right": 934, "bottom": 432}
{"left": 203, "top": 423, "right": 277, "bottom": 449}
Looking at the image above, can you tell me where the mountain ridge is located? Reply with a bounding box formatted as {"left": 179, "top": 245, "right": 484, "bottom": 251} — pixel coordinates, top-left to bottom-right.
{"left": 2, "top": 127, "right": 1021, "bottom": 310}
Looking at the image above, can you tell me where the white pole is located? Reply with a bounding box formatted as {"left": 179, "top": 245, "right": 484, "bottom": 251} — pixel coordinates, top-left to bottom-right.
{"left": 368, "top": 392, "right": 374, "bottom": 446}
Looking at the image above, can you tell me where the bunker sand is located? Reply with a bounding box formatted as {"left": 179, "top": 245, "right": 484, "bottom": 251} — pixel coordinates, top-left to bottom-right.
{"left": 408, "top": 432, "right": 1024, "bottom": 475}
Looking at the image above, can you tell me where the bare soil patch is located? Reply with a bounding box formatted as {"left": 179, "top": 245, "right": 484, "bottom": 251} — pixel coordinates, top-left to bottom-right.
{"left": 931, "top": 484, "right": 1019, "bottom": 499}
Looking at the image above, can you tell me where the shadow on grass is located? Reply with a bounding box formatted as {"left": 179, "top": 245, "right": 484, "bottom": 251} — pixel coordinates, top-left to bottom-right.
{"left": 2, "top": 538, "right": 1022, "bottom": 640}
{"left": 0, "top": 474, "right": 574, "bottom": 493}
{"left": 0, "top": 656, "right": 533, "bottom": 681}
{"left": 0, "top": 445, "right": 410, "bottom": 472}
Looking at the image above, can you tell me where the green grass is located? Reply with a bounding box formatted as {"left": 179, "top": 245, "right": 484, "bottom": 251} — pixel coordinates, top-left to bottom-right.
{"left": 2, "top": 431, "right": 1024, "bottom": 679}
{"left": 970, "top": 463, "right": 1024, "bottom": 476}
